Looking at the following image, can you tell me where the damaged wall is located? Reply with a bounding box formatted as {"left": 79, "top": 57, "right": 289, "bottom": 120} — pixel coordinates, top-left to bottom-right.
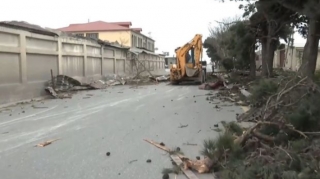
{"left": 0, "top": 26, "right": 129, "bottom": 104}
{"left": 129, "top": 52, "right": 166, "bottom": 76}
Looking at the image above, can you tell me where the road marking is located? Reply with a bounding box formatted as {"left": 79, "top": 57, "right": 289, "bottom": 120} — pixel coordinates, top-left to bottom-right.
{"left": 166, "top": 88, "right": 175, "bottom": 93}
{"left": 109, "top": 98, "right": 132, "bottom": 106}
{"left": 134, "top": 104, "right": 145, "bottom": 111}
{"left": 0, "top": 105, "right": 58, "bottom": 127}
{"left": 177, "top": 96, "right": 184, "bottom": 100}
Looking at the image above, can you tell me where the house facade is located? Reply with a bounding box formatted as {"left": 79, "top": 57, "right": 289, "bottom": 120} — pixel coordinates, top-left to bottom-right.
{"left": 57, "top": 21, "right": 155, "bottom": 52}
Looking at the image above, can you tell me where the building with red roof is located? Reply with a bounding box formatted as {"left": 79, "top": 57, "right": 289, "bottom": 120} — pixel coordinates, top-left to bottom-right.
{"left": 57, "top": 21, "right": 155, "bottom": 52}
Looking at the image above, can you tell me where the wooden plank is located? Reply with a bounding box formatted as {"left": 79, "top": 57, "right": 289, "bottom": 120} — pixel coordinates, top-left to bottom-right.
{"left": 170, "top": 155, "right": 199, "bottom": 179}
{"left": 144, "top": 139, "right": 199, "bottom": 179}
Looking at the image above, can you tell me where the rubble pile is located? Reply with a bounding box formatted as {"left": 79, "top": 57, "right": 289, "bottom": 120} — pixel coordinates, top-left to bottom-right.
{"left": 45, "top": 74, "right": 170, "bottom": 98}
{"left": 45, "top": 75, "right": 126, "bottom": 98}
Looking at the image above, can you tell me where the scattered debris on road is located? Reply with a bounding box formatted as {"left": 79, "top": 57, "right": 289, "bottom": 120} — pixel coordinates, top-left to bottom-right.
{"left": 129, "top": 159, "right": 138, "bottom": 164}
{"left": 35, "top": 139, "right": 60, "bottom": 147}
{"left": 162, "top": 173, "right": 170, "bottom": 179}
{"left": 144, "top": 139, "right": 203, "bottom": 179}
{"left": 182, "top": 142, "right": 197, "bottom": 146}
{"left": 106, "top": 152, "right": 111, "bottom": 156}
{"left": 31, "top": 105, "right": 48, "bottom": 109}
{"left": 178, "top": 124, "right": 188, "bottom": 128}
{"left": 146, "top": 159, "right": 152, "bottom": 163}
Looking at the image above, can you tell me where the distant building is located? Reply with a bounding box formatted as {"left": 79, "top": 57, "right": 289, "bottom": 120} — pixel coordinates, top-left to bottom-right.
{"left": 165, "top": 57, "right": 176, "bottom": 65}
{"left": 273, "top": 46, "right": 320, "bottom": 71}
{"left": 256, "top": 46, "right": 320, "bottom": 71}
{"left": 57, "top": 21, "right": 155, "bottom": 52}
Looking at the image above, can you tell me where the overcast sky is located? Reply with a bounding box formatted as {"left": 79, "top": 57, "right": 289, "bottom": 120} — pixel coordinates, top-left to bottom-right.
{"left": 0, "top": 0, "right": 306, "bottom": 60}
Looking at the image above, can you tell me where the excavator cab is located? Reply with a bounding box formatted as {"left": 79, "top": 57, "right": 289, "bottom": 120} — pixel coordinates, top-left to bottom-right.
{"left": 170, "top": 34, "right": 206, "bottom": 84}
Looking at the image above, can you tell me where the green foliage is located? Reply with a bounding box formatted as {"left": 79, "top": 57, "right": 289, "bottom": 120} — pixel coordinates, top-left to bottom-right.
{"left": 287, "top": 92, "right": 320, "bottom": 132}
{"left": 250, "top": 79, "right": 278, "bottom": 103}
{"left": 203, "top": 37, "right": 221, "bottom": 62}
{"left": 201, "top": 132, "right": 244, "bottom": 161}
{"left": 162, "top": 166, "right": 181, "bottom": 175}
{"left": 222, "top": 58, "right": 234, "bottom": 71}
{"left": 290, "top": 139, "right": 310, "bottom": 152}
{"left": 224, "top": 121, "right": 243, "bottom": 136}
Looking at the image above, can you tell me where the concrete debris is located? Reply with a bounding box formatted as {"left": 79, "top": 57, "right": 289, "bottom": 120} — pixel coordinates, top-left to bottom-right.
{"left": 240, "top": 88, "right": 252, "bottom": 97}
{"left": 89, "top": 80, "right": 106, "bottom": 89}
{"left": 45, "top": 74, "right": 128, "bottom": 98}
{"left": 106, "top": 80, "right": 122, "bottom": 86}
{"left": 149, "top": 75, "right": 170, "bottom": 82}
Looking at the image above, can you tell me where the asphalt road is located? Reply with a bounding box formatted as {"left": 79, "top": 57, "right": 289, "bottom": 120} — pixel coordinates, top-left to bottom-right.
{"left": 0, "top": 83, "right": 244, "bottom": 179}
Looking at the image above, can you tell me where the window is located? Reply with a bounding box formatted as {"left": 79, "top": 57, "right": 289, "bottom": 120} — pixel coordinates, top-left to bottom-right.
{"left": 75, "top": 33, "right": 84, "bottom": 37}
{"left": 133, "top": 36, "right": 137, "bottom": 47}
{"left": 296, "top": 50, "right": 303, "bottom": 59}
{"left": 86, "top": 33, "right": 99, "bottom": 39}
{"left": 131, "top": 35, "right": 134, "bottom": 47}
{"left": 138, "top": 38, "right": 142, "bottom": 47}
{"left": 143, "top": 38, "right": 147, "bottom": 48}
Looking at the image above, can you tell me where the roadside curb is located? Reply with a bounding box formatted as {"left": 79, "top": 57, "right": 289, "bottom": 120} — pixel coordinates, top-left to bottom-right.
{"left": 0, "top": 95, "right": 51, "bottom": 109}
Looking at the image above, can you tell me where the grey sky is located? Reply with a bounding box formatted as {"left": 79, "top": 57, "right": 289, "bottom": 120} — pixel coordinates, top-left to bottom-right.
{"left": 0, "top": 0, "right": 306, "bottom": 59}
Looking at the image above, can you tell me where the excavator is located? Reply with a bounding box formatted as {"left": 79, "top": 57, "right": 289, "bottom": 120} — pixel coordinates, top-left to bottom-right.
{"left": 170, "top": 34, "right": 206, "bottom": 84}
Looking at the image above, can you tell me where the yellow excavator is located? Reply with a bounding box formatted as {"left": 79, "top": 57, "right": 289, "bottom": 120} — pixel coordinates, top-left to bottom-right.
{"left": 170, "top": 34, "right": 206, "bottom": 84}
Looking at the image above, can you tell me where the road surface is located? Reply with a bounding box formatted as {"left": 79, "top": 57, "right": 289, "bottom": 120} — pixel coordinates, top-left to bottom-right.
{"left": 0, "top": 83, "right": 244, "bottom": 179}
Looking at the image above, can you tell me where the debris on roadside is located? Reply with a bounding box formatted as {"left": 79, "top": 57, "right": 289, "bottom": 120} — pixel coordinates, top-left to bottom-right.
{"left": 197, "top": 71, "right": 320, "bottom": 179}
{"left": 198, "top": 80, "right": 224, "bottom": 90}
{"left": 144, "top": 139, "right": 211, "bottom": 178}
{"left": 149, "top": 75, "right": 170, "bottom": 82}
{"left": 44, "top": 74, "right": 129, "bottom": 99}
{"left": 35, "top": 139, "right": 60, "bottom": 147}
{"left": 0, "top": 108, "right": 12, "bottom": 113}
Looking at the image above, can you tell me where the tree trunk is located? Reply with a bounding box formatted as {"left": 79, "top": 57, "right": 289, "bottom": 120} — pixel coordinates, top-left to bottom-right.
{"left": 299, "top": 18, "right": 320, "bottom": 77}
{"left": 265, "top": 41, "right": 276, "bottom": 77}
{"left": 261, "top": 38, "right": 268, "bottom": 76}
{"left": 250, "top": 44, "right": 256, "bottom": 78}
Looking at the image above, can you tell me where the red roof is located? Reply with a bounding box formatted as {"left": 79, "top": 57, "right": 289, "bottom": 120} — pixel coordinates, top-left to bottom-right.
{"left": 110, "top": 22, "right": 132, "bottom": 26}
{"left": 57, "top": 21, "right": 131, "bottom": 32}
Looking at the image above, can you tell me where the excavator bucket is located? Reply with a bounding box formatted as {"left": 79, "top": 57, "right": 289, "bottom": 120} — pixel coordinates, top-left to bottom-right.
{"left": 185, "top": 66, "right": 199, "bottom": 77}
